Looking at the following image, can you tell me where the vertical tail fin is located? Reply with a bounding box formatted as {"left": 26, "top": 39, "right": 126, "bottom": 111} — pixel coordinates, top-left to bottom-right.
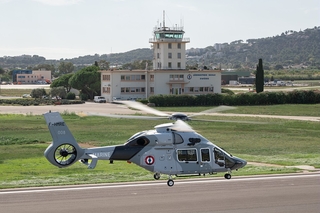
{"left": 43, "top": 111, "right": 84, "bottom": 167}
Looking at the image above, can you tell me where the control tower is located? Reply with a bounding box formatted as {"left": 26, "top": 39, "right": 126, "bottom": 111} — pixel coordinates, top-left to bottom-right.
{"left": 149, "top": 11, "right": 190, "bottom": 70}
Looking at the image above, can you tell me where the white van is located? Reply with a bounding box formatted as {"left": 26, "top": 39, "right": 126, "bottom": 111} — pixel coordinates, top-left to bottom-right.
{"left": 94, "top": 96, "right": 106, "bottom": 103}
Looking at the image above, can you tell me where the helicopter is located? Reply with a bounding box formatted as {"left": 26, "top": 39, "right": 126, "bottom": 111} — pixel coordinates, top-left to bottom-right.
{"left": 43, "top": 107, "right": 247, "bottom": 187}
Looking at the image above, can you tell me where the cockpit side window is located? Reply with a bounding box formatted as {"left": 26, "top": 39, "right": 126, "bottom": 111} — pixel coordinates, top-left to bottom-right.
{"left": 173, "top": 132, "right": 184, "bottom": 144}
{"left": 214, "top": 148, "right": 224, "bottom": 161}
{"left": 125, "top": 136, "right": 150, "bottom": 146}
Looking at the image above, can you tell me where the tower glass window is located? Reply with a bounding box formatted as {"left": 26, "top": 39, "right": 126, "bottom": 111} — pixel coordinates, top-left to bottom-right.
{"left": 168, "top": 43, "right": 172, "bottom": 49}
{"left": 168, "top": 53, "right": 172, "bottom": 59}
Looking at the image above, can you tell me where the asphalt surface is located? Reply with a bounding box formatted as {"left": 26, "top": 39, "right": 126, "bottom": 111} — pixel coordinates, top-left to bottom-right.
{"left": 0, "top": 173, "right": 319, "bottom": 213}
{"left": 0, "top": 102, "right": 135, "bottom": 115}
{"left": 0, "top": 102, "right": 320, "bottom": 122}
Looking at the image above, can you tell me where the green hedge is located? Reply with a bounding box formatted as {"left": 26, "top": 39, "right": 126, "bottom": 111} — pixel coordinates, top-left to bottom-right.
{"left": 148, "top": 90, "right": 320, "bottom": 106}
{"left": 0, "top": 98, "right": 84, "bottom": 106}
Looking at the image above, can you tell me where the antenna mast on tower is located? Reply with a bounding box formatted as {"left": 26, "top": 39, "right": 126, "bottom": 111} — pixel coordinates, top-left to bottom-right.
{"left": 163, "top": 10, "right": 165, "bottom": 28}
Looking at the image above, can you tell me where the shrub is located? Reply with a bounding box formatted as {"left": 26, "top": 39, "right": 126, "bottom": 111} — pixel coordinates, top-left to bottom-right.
{"left": 79, "top": 93, "right": 88, "bottom": 101}
{"left": 66, "top": 92, "right": 76, "bottom": 100}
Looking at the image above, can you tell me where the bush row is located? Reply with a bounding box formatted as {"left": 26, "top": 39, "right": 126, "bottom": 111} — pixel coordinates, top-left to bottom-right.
{"left": 0, "top": 98, "right": 84, "bottom": 106}
{"left": 148, "top": 90, "right": 320, "bottom": 106}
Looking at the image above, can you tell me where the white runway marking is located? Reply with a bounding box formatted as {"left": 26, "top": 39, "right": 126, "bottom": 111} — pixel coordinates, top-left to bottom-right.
{"left": 0, "top": 173, "right": 318, "bottom": 195}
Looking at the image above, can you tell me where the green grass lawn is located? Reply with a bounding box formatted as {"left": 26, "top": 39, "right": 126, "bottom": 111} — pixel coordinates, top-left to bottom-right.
{"left": 1, "top": 105, "right": 320, "bottom": 189}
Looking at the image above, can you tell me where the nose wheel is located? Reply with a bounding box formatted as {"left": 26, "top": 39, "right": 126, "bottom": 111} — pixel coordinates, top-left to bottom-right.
{"left": 167, "top": 179, "right": 174, "bottom": 187}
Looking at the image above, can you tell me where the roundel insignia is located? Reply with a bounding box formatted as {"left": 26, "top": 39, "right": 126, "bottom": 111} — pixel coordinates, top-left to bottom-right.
{"left": 145, "top": 156, "right": 155, "bottom": 165}
{"left": 187, "top": 74, "right": 192, "bottom": 80}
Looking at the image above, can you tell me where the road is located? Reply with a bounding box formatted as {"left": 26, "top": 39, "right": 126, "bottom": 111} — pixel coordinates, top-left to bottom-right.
{"left": 0, "top": 102, "right": 135, "bottom": 115}
{"left": 0, "top": 102, "right": 319, "bottom": 122}
{"left": 0, "top": 173, "right": 319, "bottom": 213}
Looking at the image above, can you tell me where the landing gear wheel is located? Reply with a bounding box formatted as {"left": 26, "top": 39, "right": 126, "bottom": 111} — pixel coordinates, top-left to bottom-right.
{"left": 54, "top": 143, "right": 77, "bottom": 166}
{"left": 167, "top": 179, "right": 174, "bottom": 187}
{"left": 154, "top": 173, "right": 161, "bottom": 180}
{"left": 224, "top": 173, "right": 231, "bottom": 179}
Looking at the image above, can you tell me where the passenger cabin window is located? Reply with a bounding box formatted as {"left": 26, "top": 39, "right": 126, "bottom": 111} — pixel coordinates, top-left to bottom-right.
{"left": 177, "top": 149, "right": 197, "bottom": 162}
{"left": 173, "top": 132, "right": 183, "bottom": 144}
{"left": 201, "top": 149, "right": 210, "bottom": 162}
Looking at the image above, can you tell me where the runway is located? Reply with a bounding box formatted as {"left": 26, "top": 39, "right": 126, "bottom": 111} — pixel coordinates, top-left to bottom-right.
{"left": 0, "top": 173, "right": 319, "bottom": 213}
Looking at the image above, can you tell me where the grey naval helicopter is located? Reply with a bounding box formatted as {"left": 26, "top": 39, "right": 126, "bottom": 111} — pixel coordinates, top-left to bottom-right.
{"left": 43, "top": 103, "right": 247, "bottom": 187}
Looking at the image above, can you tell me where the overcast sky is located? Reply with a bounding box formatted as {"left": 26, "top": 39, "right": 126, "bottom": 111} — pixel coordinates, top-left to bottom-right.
{"left": 1, "top": 0, "right": 319, "bottom": 60}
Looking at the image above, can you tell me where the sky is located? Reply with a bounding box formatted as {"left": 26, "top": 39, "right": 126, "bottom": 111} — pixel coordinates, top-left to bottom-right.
{"left": 0, "top": 0, "right": 319, "bottom": 60}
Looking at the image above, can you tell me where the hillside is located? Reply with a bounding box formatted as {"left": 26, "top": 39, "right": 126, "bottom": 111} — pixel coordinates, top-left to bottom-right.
{"left": 0, "top": 27, "right": 319, "bottom": 70}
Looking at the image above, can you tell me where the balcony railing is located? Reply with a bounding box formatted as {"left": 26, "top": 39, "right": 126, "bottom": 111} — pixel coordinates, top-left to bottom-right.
{"left": 149, "top": 38, "right": 190, "bottom": 43}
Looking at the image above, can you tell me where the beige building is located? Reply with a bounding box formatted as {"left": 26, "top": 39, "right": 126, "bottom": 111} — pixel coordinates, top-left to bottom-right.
{"left": 15, "top": 69, "right": 52, "bottom": 84}
{"left": 100, "top": 13, "right": 221, "bottom": 102}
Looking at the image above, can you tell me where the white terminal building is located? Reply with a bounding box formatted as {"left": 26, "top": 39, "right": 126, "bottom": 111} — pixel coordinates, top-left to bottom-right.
{"left": 100, "top": 13, "right": 221, "bottom": 102}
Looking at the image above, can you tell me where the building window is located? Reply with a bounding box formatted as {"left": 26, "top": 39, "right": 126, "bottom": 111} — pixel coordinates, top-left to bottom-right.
{"left": 168, "top": 43, "right": 172, "bottom": 49}
{"left": 177, "top": 62, "right": 181, "bottom": 68}
{"left": 168, "top": 62, "right": 172, "bottom": 68}
{"left": 103, "top": 75, "right": 110, "bottom": 81}
{"left": 102, "top": 87, "right": 110, "bottom": 93}
{"left": 150, "top": 87, "right": 154, "bottom": 93}
{"left": 141, "top": 87, "right": 145, "bottom": 92}
{"left": 168, "top": 53, "right": 172, "bottom": 59}
{"left": 141, "top": 75, "right": 145, "bottom": 80}
{"left": 177, "top": 43, "right": 181, "bottom": 49}
{"left": 177, "top": 53, "right": 181, "bottom": 59}
{"left": 157, "top": 43, "right": 160, "bottom": 49}
{"left": 150, "top": 75, "right": 154, "bottom": 81}
{"left": 157, "top": 53, "right": 160, "bottom": 59}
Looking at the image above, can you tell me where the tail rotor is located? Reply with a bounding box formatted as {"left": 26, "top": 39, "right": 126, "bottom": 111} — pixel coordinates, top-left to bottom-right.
{"left": 54, "top": 143, "right": 78, "bottom": 166}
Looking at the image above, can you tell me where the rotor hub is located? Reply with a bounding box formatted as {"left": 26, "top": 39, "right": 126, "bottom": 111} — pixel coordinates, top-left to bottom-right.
{"left": 60, "top": 149, "right": 69, "bottom": 157}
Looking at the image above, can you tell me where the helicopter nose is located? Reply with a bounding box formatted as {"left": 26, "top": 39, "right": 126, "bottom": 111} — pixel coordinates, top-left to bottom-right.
{"left": 231, "top": 157, "right": 247, "bottom": 170}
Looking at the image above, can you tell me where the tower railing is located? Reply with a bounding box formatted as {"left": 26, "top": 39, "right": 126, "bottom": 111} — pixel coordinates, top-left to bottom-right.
{"left": 149, "top": 38, "right": 190, "bottom": 43}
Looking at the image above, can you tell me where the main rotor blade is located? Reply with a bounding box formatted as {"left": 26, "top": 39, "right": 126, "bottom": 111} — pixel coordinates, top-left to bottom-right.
{"left": 115, "top": 101, "right": 170, "bottom": 117}
{"left": 189, "top": 105, "right": 237, "bottom": 117}
{"left": 84, "top": 112, "right": 166, "bottom": 120}
{"left": 171, "top": 120, "right": 194, "bottom": 132}
{"left": 191, "top": 118, "right": 268, "bottom": 124}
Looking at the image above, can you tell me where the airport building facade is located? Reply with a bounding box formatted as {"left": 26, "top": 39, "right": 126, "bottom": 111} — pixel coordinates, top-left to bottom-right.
{"left": 100, "top": 14, "right": 221, "bottom": 102}
{"left": 12, "top": 69, "right": 52, "bottom": 84}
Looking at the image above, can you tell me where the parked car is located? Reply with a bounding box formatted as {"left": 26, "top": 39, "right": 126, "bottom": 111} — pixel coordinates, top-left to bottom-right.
{"left": 94, "top": 96, "right": 106, "bottom": 103}
{"left": 112, "top": 97, "right": 122, "bottom": 104}
{"left": 51, "top": 96, "right": 62, "bottom": 100}
{"left": 22, "top": 94, "right": 31, "bottom": 98}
